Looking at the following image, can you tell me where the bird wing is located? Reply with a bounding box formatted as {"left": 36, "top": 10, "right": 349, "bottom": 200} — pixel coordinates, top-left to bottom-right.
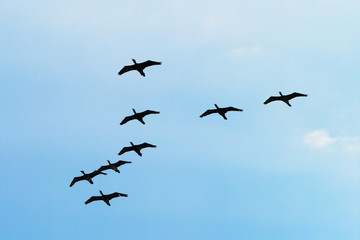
{"left": 141, "top": 110, "right": 160, "bottom": 117}
{"left": 264, "top": 96, "right": 282, "bottom": 104}
{"left": 120, "top": 115, "right": 136, "bottom": 125}
{"left": 140, "top": 60, "right": 162, "bottom": 69}
{"left": 98, "top": 164, "right": 111, "bottom": 172}
{"left": 118, "top": 64, "right": 136, "bottom": 75}
{"left": 89, "top": 170, "right": 107, "bottom": 178}
{"left": 69, "top": 176, "right": 85, "bottom": 187}
{"left": 114, "top": 160, "right": 132, "bottom": 167}
{"left": 85, "top": 196, "right": 103, "bottom": 205}
{"left": 200, "top": 109, "right": 217, "bottom": 118}
{"left": 108, "top": 192, "right": 128, "bottom": 200}
{"left": 118, "top": 146, "right": 133, "bottom": 155}
{"left": 223, "top": 107, "right": 243, "bottom": 113}
{"left": 138, "top": 142, "right": 156, "bottom": 149}
{"left": 286, "top": 92, "right": 308, "bottom": 100}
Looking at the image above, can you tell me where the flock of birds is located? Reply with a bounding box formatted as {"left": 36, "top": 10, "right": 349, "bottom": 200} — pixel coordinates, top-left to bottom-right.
{"left": 69, "top": 59, "right": 308, "bottom": 206}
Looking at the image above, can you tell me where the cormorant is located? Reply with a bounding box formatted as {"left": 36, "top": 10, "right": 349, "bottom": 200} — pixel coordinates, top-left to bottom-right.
{"left": 264, "top": 92, "right": 307, "bottom": 107}
{"left": 85, "top": 190, "right": 128, "bottom": 206}
{"left": 120, "top": 109, "right": 160, "bottom": 125}
{"left": 118, "top": 59, "right": 161, "bottom": 77}
{"left": 200, "top": 104, "right": 243, "bottom": 120}
{"left": 98, "top": 160, "right": 132, "bottom": 173}
{"left": 118, "top": 142, "right": 156, "bottom": 156}
{"left": 69, "top": 170, "right": 106, "bottom": 187}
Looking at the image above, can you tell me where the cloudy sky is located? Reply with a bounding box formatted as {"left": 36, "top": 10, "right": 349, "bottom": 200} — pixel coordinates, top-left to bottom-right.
{"left": 1, "top": 0, "right": 359, "bottom": 239}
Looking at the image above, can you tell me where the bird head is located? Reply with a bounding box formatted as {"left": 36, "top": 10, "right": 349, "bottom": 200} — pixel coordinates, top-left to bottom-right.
{"left": 132, "top": 108, "right": 136, "bottom": 114}
{"left": 80, "top": 170, "right": 85, "bottom": 175}
{"left": 130, "top": 141, "right": 134, "bottom": 146}
{"left": 279, "top": 91, "right": 283, "bottom": 96}
{"left": 214, "top": 104, "right": 219, "bottom": 109}
{"left": 132, "top": 59, "right": 137, "bottom": 64}
{"left": 99, "top": 190, "right": 104, "bottom": 196}
{"left": 107, "top": 160, "right": 111, "bottom": 164}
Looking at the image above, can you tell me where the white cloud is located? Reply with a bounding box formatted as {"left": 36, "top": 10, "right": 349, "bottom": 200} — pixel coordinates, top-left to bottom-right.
{"left": 304, "top": 129, "right": 335, "bottom": 148}
{"left": 304, "top": 129, "right": 360, "bottom": 152}
{"left": 230, "top": 46, "right": 264, "bottom": 58}
{"left": 338, "top": 137, "right": 360, "bottom": 152}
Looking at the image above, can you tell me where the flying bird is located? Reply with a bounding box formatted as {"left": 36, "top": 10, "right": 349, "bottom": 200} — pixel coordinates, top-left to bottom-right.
{"left": 118, "top": 142, "right": 156, "bottom": 157}
{"left": 69, "top": 170, "right": 106, "bottom": 187}
{"left": 98, "top": 160, "right": 132, "bottom": 173}
{"left": 264, "top": 92, "right": 307, "bottom": 107}
{"left": 120, "top": 109, "right": 160, "bottom": 125}
{"left": 200, "top": 104, "right": 243, "bottom": 120}
{"left": 85, "top": 190, "right": 128, "bottom": 206}
{"left": 118, "top": 59, "right": 161, "bottom": 77}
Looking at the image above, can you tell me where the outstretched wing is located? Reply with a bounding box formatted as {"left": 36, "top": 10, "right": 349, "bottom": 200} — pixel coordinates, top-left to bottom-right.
{"left": 108, "top": 192, "right": 128, "bottom": 200}
{"left": 141, "top": 110, "right": 160, "bottom": 117}
{"left": 85, "top": 196, "right": 103, "bottom": 205}
{"left": 200, "top": 109, "right": 217, "bottom": 118}
{"left": 138, "top": 142, "right": 156, "bottom": 149}
{"left": 114, "top": 160, "right": 132, "bottom": 167}
{"left": 98, "top": 164, "right": 111, "bottom": 172}
{"left": 264, "top": 96, "right": 282, "bottom": 105}
{"left": 223, "top": 107, "right": 243, "bottom": 113}
{"left": 89, "top": 170, "right": 107, "bottom": 178}
{"left": 287, "top": 92, "right": 308, "bottom": 100}
{"left": 140, "top": 60, "right": 161, "bottom": 69}
{"left": 120, "top": 115, "right": 136, "bottom": 125}
{"left": 69, "top": 176, "right": 84, "bottom": 187}
{"left": 118, "top": 146, "right": 133, "bottom": 155}
{"left": 118, "top": 64, "right": 136, "bottom": 75}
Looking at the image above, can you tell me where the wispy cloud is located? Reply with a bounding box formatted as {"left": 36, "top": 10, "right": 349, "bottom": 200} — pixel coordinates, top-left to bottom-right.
{"left": 304, "top": 129, "right": 360, "bottom": 152}
{"left": 304, "top": 129, "right": 335, "bottom": 148}
{"left": 230, "top": 46, "right": 264, "bottom": 58}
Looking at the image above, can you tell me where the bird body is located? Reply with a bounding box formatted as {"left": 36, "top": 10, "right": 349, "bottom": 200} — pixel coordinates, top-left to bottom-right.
{"left": 85, "top": 190, "right": 128, "bottom": 206}
{"left": 69, "top": 170, "right": 106, "bottom": 187}
{"left": 118, "top": 59, "right": 161, "bottom": 77}
{"left": 118, "top": 142, "right": 156, "bottom": 156}
{"left": 98, "top": 160, "right": 132, "bottom": 173}
{"left": 264, "top": 92, "right": 307, "bottom": 106}
{"left": 120, "top": 109, "right": 159, "bottom": 125}
{"left": 200, "top": 104, "right": 243, "bottom": 120}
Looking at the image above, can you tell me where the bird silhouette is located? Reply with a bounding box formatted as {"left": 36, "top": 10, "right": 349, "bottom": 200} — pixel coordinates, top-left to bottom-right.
{"left": 118, "top": 59, "right": 161, "bottom": 77}
{"left": 85, "top": 190, "right": 128, "bottom": 206}
{"left": 69, "top": 170, "right": 106, "bottom": 187}
{"left": 200, "top": 104, "right": 243, "bottom": 120}
{"left": 118, "top": 142, "right": 156, "bottom": 157}
{"left": 120, "top": 109, "right": 160, "bottom": 125}
{"left": 264, "top": 92, "right": 307, "bottom": 107}
{"left": 98, "top": 160, "right": 132, "bottom": 173}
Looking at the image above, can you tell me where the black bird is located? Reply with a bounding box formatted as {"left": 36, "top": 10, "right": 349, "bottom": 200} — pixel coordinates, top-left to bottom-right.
{"left": 118, "top": 142, "right": 156, "bottom": 157}
{"left": 85, "top": 190, "right": 128, "bottom": 206}
{"left": 120, "top": 109, "right": 160, "bottom": 125}
{"left": 264, "top": 91, "right": 307, "bottom": 107}
{"left": 118, "top": 59, "right": 161, "bottom": 77}
{"left": 98, "top": 160, "right": 132, "bottom": 173}
{"left": 200, "top": 104, "right": 243, "bottom": 120}
{"left": 69, "top": 170, "right": 106, "bottom": 187}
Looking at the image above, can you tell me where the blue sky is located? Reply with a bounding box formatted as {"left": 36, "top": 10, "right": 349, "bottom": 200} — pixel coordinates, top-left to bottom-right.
{"left": 0, "top": 0, "right": 359, "bottom": 239}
